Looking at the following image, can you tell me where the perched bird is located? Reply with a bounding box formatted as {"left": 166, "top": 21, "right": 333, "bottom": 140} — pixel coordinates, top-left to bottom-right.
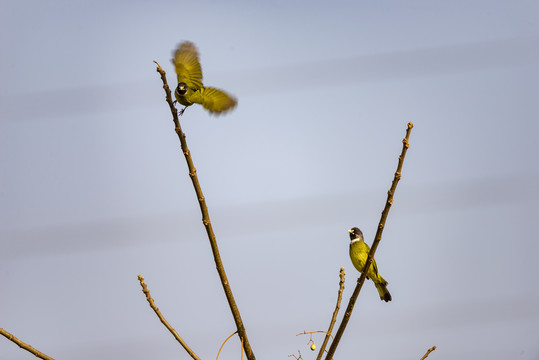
{"left": 171, "top": 41, "right": 237, "bottom": 115}
{"left": 348, "top": 227, "right": 392, "bottom": 302}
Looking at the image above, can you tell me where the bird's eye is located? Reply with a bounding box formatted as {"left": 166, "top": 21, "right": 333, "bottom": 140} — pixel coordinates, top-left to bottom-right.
{"left": 176, "top": 82, "right": 188, "bottom": 96}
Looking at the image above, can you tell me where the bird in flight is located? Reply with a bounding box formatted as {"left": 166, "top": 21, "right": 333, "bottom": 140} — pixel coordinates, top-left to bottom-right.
{"left": 172, "top": 41, "right": 237, "bottom": 116}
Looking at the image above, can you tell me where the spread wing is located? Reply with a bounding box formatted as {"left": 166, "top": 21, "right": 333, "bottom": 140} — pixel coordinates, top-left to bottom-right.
{"left": 172, "top": 41, "right": 203, "bottom": 90}
{"left": 198, "top": 87, "right": 237, "bottom": 114}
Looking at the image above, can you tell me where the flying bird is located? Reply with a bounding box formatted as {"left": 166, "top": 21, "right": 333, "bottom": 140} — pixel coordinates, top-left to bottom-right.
{"left": 172, "top": 41, "right": 237, "bottom": 115}
{"left": 348, "top": 227, "right": 392, "bottom": 302}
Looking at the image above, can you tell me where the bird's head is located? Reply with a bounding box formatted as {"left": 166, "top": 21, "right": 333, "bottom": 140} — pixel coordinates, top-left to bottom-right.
{"left": 175, "top": 82, "right": 188, "bottom": 96}
{"left": 348, "top": 227, "right": 364, "bottom": 241}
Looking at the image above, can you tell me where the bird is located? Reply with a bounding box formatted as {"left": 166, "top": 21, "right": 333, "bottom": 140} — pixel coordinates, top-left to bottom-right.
{"left": 348, "top": 227, "right": 392, "bottom": 302}
{"left": 171, "top": 41, "right": 237, "bottom": 116}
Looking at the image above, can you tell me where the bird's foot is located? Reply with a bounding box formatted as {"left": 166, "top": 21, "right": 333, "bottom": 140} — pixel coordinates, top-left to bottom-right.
{"left": 178, "top": 106, "right": 187, "bottom": 116}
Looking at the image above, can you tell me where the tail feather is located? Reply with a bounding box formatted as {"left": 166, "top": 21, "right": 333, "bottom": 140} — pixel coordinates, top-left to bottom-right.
{"left": 375, "top": 280, "right": 392, "bottom": 302}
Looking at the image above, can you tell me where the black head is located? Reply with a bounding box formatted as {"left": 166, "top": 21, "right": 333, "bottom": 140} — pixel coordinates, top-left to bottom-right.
{"left": 348, "top": 227, "right": 363, "bottom": 240}
{"left": 176, "top": 82, "right": 188, "bottom": 96}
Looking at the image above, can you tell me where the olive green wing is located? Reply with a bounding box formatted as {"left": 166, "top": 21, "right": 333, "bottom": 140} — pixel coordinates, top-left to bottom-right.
{"left": 190, "top": 87, "right": 237, "bottom": 114}
{"left": 172, "top": 41, "right": 203, "bottom": 90}
{"left": 360, "top": 241, "right": 380, "bottom": 280}
{"left": 370, "top": 257, "right": 380, "bottom": 279}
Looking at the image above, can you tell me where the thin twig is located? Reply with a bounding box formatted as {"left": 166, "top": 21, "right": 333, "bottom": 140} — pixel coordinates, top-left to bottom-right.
{"left": 324, "top": 123, "right": 414, "bottom": 360}
{"left": 154, "top": 61, "right": 255, "bottom": 360}
{"left": 296, "top": 330, "right": 334, "bottom": 344}
{"left": 216, "top": 331, "right": 238, "bottom": 360}
{"left": 137, "top": 275, "right": 201, "bottom": 360}
{"left": 420, "top": 346, "right": 437, "bottom": 360}
{"left": 288, "top": 350, "right": 303, "bottom": 360}
{"left": 316, "top": 268, "right": 345, "bottom": 360}
{"left": 0, "top": 328, "right": 54, "bottom": 360}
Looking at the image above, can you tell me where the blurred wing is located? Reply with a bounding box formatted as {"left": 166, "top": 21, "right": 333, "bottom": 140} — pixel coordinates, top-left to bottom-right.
{"left": 172, "top": 41, "right": 203, "bottom": 90}
{"left": 196, "top": 87, "right": 238, "bottom": 114}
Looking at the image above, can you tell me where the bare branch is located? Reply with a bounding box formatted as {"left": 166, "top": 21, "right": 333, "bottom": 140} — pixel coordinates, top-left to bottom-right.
{"left": 241, "top": 334, "right": 244, "bottom": 360}
{"left": 420, "top": 346, "right": 437, "bottom": 360}
{"left": 216, "top": 331, "right": 238, "bottom": 360}
{"left": 153, "top": 61, "right": 255, "bottom": 360}
{"left": 324, "top": 123, "right": 414, "bottom": 360}
{"left": 316, "top": 267, "right": 345, "bottom": 360}
{"left": 137, "top": 275, "right": 201, "bottom": 360}
{"left": 288, "top": 350, "right": 303, "bottom": 360}
{"left": 296, "top": 330, "right": 334, "bottom": 348}
{"left": 0, "top": 328, "right": 54, "bottom": 360}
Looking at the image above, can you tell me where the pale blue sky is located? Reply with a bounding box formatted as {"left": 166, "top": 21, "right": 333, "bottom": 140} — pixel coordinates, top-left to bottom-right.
{"left": 1, "top": 1, "right": 539, "bottom": 359}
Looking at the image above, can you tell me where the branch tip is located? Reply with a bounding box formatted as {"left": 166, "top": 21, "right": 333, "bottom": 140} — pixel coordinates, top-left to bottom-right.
{"left": 324, "top": 122, "right": 413, "bottom": 360}
{"left": 137, "top": 275, "right": 201, "bottom": 360}
{"left": 419, "top": 345, "right": 437, "bottom": 360}
{"left": 0, "top": 328, "right": 55, "bottom": 360}
{"left": 154, "top": 54, "right": 255, "bottom": 360}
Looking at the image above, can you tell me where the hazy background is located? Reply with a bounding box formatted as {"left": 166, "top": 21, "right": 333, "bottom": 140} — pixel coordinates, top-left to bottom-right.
{"left": 2, "top": 1, "right": 539, "bottom": 359}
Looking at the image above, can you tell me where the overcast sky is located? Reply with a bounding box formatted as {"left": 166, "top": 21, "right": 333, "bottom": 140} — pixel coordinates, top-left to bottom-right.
{"left": 1, "top": 1, "right": 539, "bottom": 359}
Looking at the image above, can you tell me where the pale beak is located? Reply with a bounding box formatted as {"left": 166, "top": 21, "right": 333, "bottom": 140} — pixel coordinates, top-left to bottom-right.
{"left": 348, "top": 229, "right": 353, "bottom": 234}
